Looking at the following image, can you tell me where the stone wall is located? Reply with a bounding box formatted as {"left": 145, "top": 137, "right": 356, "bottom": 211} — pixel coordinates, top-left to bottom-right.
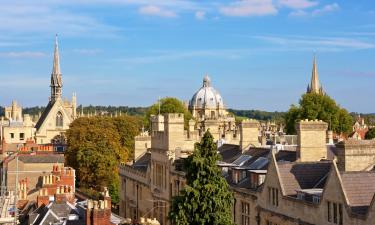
{"left": 296, "top": 119, "right": 328, "bottom": 162}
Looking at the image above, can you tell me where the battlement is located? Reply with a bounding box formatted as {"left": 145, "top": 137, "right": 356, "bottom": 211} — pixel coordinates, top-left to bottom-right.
{"left": 240, "top": 119, "right": 259, "bottom": 128}
{"left": 164, "top": 113, "right": 184, "bottom": 123}
{"left": 296, "top": 119, "right": 328, "bottom": 130}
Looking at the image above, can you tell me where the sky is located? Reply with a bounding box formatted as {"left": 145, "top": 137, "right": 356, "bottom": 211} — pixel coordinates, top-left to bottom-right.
{"left": 0, "top": 0, "right": 374, "bottom": 113}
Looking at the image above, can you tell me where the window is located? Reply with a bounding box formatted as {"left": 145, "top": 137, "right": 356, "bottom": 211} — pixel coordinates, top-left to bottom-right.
{"left": 10, "top": 133, "right": 14, "bottom": 139}
{"left": 266, "top": 221, "right": 279, "bottom": 225}
{"left": 297, "top": 192, "right": 305, "bottom": 200}
{"left": 333, "top": 203, "right": 337, "bottom": 223}
{"left": 20, "top": 133, "right": 25, "bottom": 141}
{"left": 241, "top": 202, "right": 250, "bottom": 225}
{"left": 56, "top": 112, "right": 63, "bottom": 127}
{"left": 313, "top": 195, "right": 320, "bottom": 204}
{"left": 327, "top": 201, "right": 343, "bottom": 224}
{"left": 268, "top": 187, "right": 279, "bottom": 207}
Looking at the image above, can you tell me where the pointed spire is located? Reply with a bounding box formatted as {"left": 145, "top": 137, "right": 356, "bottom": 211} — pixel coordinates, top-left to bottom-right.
{"left": 52, "top": 34, "right": 61, "bottom": 76}
{"left": 307, "top": 54, "right": 324, "bottom": 95}
{"left": 50, "top": 34, "right": 63, "bottom": 102}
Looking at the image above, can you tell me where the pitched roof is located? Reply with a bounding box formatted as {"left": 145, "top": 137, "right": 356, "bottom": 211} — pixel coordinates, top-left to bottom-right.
{"left": 278, "top": 161, "right": 332, "bottom": 196}
{"left": 218, "top": 144, "right": 241, "bottom": 163}
{"left": 35, "top": 101, "right": 54, "bottom": 130}
{"left": 340, "top": 172, "right": 375, "bottom": 208}
{"left": 18, "top": 154, "right": 64, "bottom": 164}
{"left": 132, "top": 152, "right": 151, "bottom": 172}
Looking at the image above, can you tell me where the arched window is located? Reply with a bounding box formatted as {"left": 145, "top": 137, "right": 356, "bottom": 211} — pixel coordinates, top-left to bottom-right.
{"left": 56, "top": 112, "right": 63, "bottom": 127}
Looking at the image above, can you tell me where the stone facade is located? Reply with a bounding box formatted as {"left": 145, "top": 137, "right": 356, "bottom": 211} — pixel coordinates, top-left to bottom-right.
{"left": 34, "top": 36, "right": 76, "bottom": 144}
{"left": 296, "top": 119, "right": 328, "bottom": 162}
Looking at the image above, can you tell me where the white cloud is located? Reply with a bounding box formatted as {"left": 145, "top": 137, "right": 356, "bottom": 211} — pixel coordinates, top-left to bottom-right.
{"left": 253, "top": 35, "right": 375, "bottom": 50}
{"left": 312, "top": 3, "right": 339, "bottom": 16}
{"left": 278, "top": 0, "right": 318, "bottom": 9}
{"left": 219, "top": 0, "right": 278, "bottom": 17}
{"left": 0, "top": 51, "right": 46, "bottom": 58}
{"left": 138, "top": 5, "right": 177, "bottom": 18}
{"left": 195, "top": 11, "right": 206, "bottom": 20}
{"left": 289, "top": 10, "right": 308, "bottom": 17}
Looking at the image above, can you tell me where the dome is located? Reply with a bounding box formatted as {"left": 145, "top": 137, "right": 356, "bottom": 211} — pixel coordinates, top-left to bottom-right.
{"left": 189, "top": 75, "right": 224, "bottom": 109}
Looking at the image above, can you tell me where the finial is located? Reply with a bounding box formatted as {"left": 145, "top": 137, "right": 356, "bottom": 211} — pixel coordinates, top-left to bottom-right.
{"left": 203, "top": 74, "right": 211, "bottom": 87}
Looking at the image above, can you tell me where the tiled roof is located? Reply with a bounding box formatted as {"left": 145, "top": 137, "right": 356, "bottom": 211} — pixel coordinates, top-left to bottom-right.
{"left": 340, "top": 172, "right": 375, "bottom": 209}
{"left": 278, "top": 161, "right": 331, "bottom": 196}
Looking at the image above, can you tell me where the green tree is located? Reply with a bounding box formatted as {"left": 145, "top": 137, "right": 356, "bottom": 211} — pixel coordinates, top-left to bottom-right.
{"left": 169, "top": 131, "right": 234, "bottom": 225}
{"left": 284, "top": 93, "right": 353, "bottom": 134}
{"left": 365, "top": 128, "right": 375, "bottom": 140}
{"left": 65, "top": 116, "right": 141, "bottom": 204}
{"left": 145, "top": 97, "right": 193, "bottom": 129}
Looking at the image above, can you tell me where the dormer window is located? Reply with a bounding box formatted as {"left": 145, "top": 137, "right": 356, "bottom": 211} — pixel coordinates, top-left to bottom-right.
{"left": 297, "top": 192, "right": 305, "bottom": 200}
{"left": 313, "top": 195, "right": 320, "bottom": 204}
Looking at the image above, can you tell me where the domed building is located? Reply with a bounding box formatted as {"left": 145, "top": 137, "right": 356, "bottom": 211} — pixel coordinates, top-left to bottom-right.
{"left": 189, "top": 75, "right": 236, "bottom": 140}
{"left": 189, "top": 75, "right": 229, "bottom": 121}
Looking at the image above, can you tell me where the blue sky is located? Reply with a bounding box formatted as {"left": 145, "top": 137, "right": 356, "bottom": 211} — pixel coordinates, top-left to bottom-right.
{"left": 0, "top": 0, "right": 374, "bottom": 113}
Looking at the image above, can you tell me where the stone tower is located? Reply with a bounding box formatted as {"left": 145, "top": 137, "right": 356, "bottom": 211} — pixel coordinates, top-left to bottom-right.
{"left": 239, "top": 119, "right": 260, "bottom": 150}
{"left": 50, "top": 34, "right": 62, "bottom": 102}
{"left": 306, "top": 55, "right": 324, "bottom": 95}
{"left": 296, "top": 119, "right": 328, "bottom": 162}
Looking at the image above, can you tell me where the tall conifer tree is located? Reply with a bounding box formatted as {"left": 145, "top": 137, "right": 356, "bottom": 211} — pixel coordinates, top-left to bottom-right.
{"left": 169, "top": 131, "right": 234, "bottom": 225}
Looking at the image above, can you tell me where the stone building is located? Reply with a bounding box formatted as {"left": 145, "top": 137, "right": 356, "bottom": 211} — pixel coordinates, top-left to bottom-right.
{"left": 0, "top": 101, "right": 36, "bottom": 145}
{"left": 2, "top": 153, "right": 65, "bottom": 193}
{"left": 34, "top": 35, "right": 77, "bottom": 144}
{"left": 120, "top": 113, "right": 375, "bottom": 225}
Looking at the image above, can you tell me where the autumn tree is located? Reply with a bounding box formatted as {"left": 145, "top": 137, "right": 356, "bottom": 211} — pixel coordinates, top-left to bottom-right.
{"left": 169, "top": 131, "right": 234, "bottom": 225}
{"left": 65, "top": 116, "right": 141, "bottom": 203}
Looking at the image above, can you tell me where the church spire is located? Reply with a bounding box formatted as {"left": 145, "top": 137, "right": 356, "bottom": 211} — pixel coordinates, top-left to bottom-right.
{"left": 50, "top": 34, "right": 63, "bottom": 102}
{"left": 307, "top": 54, "right": 324, "bottom": 95}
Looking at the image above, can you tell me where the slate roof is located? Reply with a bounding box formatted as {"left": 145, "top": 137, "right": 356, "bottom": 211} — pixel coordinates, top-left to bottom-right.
{"left": 218, "top": 144, "right": 241, "bottom": 163}
{"left": 277, "top": 161, "right": 332, "bottom": 196}
{"left": 35, "top": 101, "right": 54, "bottom": 130}
{"left": 18, "top": 154, "right": 64, "bottom": 164}
{"left": 340, "top": 172, "right": 375, "bottom": 211}
{"left": 29, "top": 201, "right": 82, "bottom": 225}
{"left": 132, "top": 152, "right": 151, "bottom": 172}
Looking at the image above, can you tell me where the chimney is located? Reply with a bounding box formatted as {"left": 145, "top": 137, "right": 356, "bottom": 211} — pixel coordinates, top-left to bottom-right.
{"left": 240, "top": 119, "right": 260, "bottom": 151}
{"left": 296, "top": 119, "right": 328, "bottom": 162}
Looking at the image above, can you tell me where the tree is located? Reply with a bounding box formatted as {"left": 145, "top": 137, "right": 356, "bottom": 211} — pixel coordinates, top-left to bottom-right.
{"left": 284, "top": 93, "right": 353, "bottom": 134}
{"left": 65, "top": 116, "right": 141, "bottom": 204}
{"left": 365, "top": 128, "right": 375, "bottom": 140}
{"left": 145, "top": 97, "right": 193, "bottom": 129}
{"left": 169, "top": 131, "right": 234, "bottom": 225}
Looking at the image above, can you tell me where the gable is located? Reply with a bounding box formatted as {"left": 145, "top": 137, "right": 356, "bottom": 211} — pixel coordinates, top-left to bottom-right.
{"left": 35, "top": 99, "right": 73, "bottom": 133}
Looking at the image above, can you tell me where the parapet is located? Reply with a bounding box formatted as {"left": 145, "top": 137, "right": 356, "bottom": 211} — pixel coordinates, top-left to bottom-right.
{"left": 296, "top": 119, "right": 328, "bottom": 131}
{"left": 240, "top": 119, "right": 259, "bottom": 128}
{"left": 164, "top": 113, "right": 184, "bottom": 123}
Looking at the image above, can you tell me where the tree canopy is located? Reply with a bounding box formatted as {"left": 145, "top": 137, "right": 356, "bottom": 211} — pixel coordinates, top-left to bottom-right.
{"left": 284, "top": 93, "right": 353, "bottom": 134}
{"left": 365, "top": 128, "right": 375, "bottom": 140}
{"left": 65, "top": 115, "right": 141, "bottom": 204}
{"left": 169, "top": 131, "right": 234, "bottom": 225}
{"left": 145, "top": 97, "right": 193, "bottom": 129}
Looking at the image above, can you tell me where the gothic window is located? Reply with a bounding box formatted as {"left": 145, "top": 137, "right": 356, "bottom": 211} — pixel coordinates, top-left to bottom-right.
{"left": 56, "top": 112, "right": 63, "bottom": 127}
